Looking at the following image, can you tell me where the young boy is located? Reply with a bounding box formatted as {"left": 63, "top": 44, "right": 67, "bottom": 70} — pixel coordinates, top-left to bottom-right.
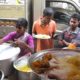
{"left": 32, "top": 8, "right": 57, "bottom": 52}
{"left": 58, "top": 13, "right": 80, "bottom": 48}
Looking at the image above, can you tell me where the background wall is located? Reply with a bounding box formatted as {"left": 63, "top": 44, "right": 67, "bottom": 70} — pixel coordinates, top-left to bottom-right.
{"left": 33, "top": 0, "right": 45, "bottom": 21}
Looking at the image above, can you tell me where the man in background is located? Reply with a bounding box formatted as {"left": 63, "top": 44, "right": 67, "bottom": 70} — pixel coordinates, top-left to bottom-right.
{"left": 32, "top": 7, "right": 57, "bottom": 52}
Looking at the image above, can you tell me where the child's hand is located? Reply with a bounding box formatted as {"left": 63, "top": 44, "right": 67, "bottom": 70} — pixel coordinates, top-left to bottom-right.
{"left": 14, "top": 39, "right": 21, "bottom": 45}
{"left": 14, "top": 39, "right": 28, "bottom": 48}
{"left": 11, "top": 39, "right": 24, "bottom": 47}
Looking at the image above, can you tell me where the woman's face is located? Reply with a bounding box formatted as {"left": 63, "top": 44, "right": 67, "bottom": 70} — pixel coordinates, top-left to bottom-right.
{"left": 16, "top": 27, "right": 26, "bottom": 35}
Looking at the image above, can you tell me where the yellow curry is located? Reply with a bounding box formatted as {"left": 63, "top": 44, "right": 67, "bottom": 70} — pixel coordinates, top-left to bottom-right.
{"left": 16, "top": 64, "right": 32, "bottom": 72}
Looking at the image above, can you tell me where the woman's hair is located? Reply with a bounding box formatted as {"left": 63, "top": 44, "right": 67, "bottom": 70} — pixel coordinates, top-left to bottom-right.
{"left": 16, "top": 18, "right": 28, "bottom": 29}
{"left": 43, "top": 7, "right": 54, "bottom": 17}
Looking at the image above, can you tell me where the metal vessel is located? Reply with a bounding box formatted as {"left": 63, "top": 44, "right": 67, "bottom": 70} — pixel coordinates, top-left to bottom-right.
{"left": 13, "top": 55, "right": 41, "bottom": 80}
{"left": 29, "top": 48, "right": 80, "bottom": 80}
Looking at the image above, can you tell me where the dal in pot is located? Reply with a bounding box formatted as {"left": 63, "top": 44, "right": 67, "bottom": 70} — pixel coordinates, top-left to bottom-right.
{"left": 14, "top": 64, "right": 32, "bottom": 72}
{"left": 14, "top": 55, "right": 32, "bottom": 72}
{"left": 13, "top": 55, "right": 41, "bottom": 80}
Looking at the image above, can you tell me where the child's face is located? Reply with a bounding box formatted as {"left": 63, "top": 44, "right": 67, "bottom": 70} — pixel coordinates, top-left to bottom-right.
{"left": 16, "top": 27, "right": 26, "bottom": 35}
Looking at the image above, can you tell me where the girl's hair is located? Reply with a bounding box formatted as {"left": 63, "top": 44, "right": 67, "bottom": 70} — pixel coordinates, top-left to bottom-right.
{"left": 16, "top": 18, "right": 28, "bottom": 29}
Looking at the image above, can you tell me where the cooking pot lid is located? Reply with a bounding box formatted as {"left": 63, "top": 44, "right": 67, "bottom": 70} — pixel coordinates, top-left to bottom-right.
{"left": 0, "top": 43, "right": 20, "bottom": 60}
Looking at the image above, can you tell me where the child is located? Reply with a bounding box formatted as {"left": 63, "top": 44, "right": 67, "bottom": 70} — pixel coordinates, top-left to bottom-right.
{"left": 0, "top": 18, "right": 34, "bottom": 57}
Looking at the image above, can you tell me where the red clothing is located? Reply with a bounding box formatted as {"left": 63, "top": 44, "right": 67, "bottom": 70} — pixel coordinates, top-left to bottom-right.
{"left": 32, "top": 18, "right": 57, "bottom": 52}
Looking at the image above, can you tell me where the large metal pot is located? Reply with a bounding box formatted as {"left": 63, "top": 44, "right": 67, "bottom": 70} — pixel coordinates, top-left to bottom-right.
{"left": 0, "top": 70, "right": 4, "bottom": 80}
{"left": 29, "top": 48, "right": 80, "bottom": 80}
{"left": 0, "top": 43, "right": 20, "bottom": 76}
{"left": 13, "top": 55, "right": 41, "bottom": 80}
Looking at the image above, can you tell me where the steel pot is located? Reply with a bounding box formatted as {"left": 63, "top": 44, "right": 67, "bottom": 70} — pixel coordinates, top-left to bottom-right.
{"left": 0, "top": 70, "right": 4, "bottom": 80}
{"left": 0, "top": 43, "right": 20, "bottom": 76}
{"left": 29, "top": 48, "right": 80, "bottom": 80}
{"left": 13, "top": 55, "right": 41, "bottom": 80}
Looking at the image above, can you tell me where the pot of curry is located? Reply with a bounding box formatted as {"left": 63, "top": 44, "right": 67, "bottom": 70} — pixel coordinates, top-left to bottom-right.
{"left": 13, "top": 55, "right": 41, "bottom": 80}
{"left": 29, "top": 48, "right": 80, "bottom": 80}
